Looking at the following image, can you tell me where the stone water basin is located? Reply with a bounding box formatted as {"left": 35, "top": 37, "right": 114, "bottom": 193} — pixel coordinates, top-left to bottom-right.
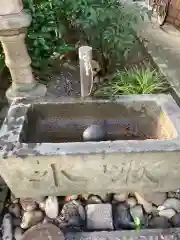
{"left": 0, "top": 94, "right": 180, "bottom": 198}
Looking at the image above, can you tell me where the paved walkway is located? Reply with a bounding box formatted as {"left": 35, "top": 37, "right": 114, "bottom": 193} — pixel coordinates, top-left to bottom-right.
{"left": 139, "top": 19, "right": 180, "bottom": 103}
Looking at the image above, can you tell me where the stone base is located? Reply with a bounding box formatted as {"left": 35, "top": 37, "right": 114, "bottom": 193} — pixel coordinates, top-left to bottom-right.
{"left": 6, "top": 83, "right": 47, "bottom": 102}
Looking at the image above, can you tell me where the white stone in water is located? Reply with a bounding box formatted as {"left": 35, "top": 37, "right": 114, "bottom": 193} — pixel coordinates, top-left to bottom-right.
{"left": 20, "top": 210, "right": 44, "bottom": 229}
{"left": 14, "top": 227, "right": 23, "bottom": 240}
{"left": 159, "top": 208, "right": 176, "bottom": 219}
{"left": 113, "top": 192, "right": 128, "bottom": 202}
{"left": 159, "top": 198, "right": 180, "bottom": 212}
{"left": 2, "top": 213, "right": 13, "bottom": 240}
{"left": 134, "top": 192, "right": 153, "bottom": 213}
{"left": 126, "top": 197, "right": 137, "bottom": 208}
{"left": 45, "top": 196, "right": 59, "bottom": 219}
{"left": 83, "top": 124, "right": 106, "bottom": 141}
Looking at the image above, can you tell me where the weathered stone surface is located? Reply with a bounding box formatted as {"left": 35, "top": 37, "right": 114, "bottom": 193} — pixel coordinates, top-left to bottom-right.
{"left": 86, "top": 204, "right": 113, "bottom": 230}
{"left": 1, "top": 95, "right": 180, "bottom": 197}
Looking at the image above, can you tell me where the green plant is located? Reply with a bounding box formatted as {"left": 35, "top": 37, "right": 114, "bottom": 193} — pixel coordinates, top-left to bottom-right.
{"left": 94, "top": 66, "right": 167, "bottom": 96}
{"left": 133, "top": 216, "right": 141, "bottom": 230}
{"left": 24, "top": 0, "right": 75, "bottom": 70}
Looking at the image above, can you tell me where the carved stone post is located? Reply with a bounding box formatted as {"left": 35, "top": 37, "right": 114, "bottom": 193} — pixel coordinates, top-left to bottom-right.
{"left": 0, "top": 0, "right": 47, "bottom": 101}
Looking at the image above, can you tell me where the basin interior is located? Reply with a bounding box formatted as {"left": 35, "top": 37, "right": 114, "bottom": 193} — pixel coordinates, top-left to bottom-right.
{"left": 20, "top": 101, "right": 176, "bottom": 143}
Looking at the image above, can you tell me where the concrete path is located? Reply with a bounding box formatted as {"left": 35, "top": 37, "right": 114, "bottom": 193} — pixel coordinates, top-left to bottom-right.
{"left": 139, "top": 19, "right": 180, "bottom": 102}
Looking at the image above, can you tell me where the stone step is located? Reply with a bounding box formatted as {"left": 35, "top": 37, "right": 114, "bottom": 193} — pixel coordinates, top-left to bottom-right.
{"left": 66, "top": 228, "right": 180, "bottom": 240}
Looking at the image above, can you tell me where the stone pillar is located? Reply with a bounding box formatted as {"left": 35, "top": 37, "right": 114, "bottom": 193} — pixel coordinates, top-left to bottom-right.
{"left": 0, "top": 0, "right": 47, "bottom": 102}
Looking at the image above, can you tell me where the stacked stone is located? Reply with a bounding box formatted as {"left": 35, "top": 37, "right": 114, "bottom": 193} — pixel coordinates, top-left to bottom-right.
{"left": 0, "top": 0, "right": 46, "bottom": 102}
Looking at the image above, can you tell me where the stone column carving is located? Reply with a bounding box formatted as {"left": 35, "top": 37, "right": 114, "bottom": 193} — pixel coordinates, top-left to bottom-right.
{"left": 0, "top": 0, "right": 47, "bottom": 101}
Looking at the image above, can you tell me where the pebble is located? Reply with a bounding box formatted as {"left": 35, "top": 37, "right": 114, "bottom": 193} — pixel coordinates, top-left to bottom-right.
{"left": 168, "top": 191, "right": 180, "bottom": 200}
{"left": 113, "top": 193, "right": 128, "bottom": 202}
{"left": 83, "top": 124, "right": 106, "bottom": 141}
{"left": 87, "top": 195, "right": 102, "bottom": 204}
{"left": 8, "top": 203, "right": 21, "bottom": 218}
{"left": 148, "top": 216, "right": 171, "bottom": 229}
{"left": 10, "top": 194, "right": 19, "bottom": 204}
{"left": 20, "top": 198, "right": 37, "bottom": 212}
{"left": 45, "top": 196, "right": 59, "bottom": 219}
{"left": 21, "top": 210, "right": 44, "bottom": 229}
{"left": 12, "top": 217, "right": 21, "bottom": 227}
{"left": 134, "top": 192, "right": 153, "bottom": 213}
{"left": 126, "top": 197, "right": 137, "bottom": 208}
{"left": 86, "top": 204, "right": 113, "bottom": 230}
{"left": 2, "top": 213, "right": 13, "bottom": 240}
{"left": 159, "top": 208, "right": 176, "bottom": 219}
{"left": 38, "top": 201, "right": 46, "bottom": 211}
{"left": 114, "top": 203, "right": 134, "bottom": 230}
{"left": 57, "top": 200, "right": 85, "bottom": 229}
{"left": 141, "top": 192, "right": 167, "bottom": 206}
{"left": 130, "top": 205, "right": 144, "bottom": 222}
{"left": 158, "top": 198, "right": 180, "bottom": 212}
{"left": 14, "top": 227, "right": 23, "bottom": 240}
{"left": 171, "top": 213, "right": 180, "bottom": 227}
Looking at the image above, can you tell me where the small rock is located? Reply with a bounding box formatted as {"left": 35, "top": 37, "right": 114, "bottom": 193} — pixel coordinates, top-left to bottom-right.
{"left": 113, "top": 193, "right": 128, "bottom": 202}
{"left": 12, "top": 217, "right": 21, "bottom": 227}
{"left": 45, "top": 196, "right": 59, "bottom": 219}
{"left": 158, "top": 198, "right": 180, "bottom": 212}
{"left": 68, "top": 195, "right": 78, "bottom": 201}
{"left": 159, "top": 208, "right": 176, "bottom": 219}
{"left": 38, "top": 201, "right": 46, "bottom": 211}
{"left": 148, "top": 216, "right": 171, "bottom": 229}
{"left": 14, "top": 227, "right": 23, "bottom": 240}
{"left": 83, "top": 124, "right": 106, "bottom": 141}
{"left": 8, "top": 203, "right": 21, "bottom": 218}
{"left": 141, "top": 192, "right": 167, "bottom": 206}
{"left": 86, "top": 204, "right": 113, "bottom": 230}
{"left": 21, "top": 210, "right": 44, "bottom": 229}
{"left": 126, "top": 197, "right": 137, "bottom": 208}
{"left": 20, "top": 198, "right": 37, "bottom": 212}
{"left": 78, "top": 204, "right": 86, "bottom": 221}
{"left": 10, "top": 194, "right": 19, "bottom": 204}
{"left": 57, "top": 200, "right": 85, "bottom": 229}
{"left": 130, "top": 205, "right": 144, "bottom": 222}
{"left": 151, "top": 206, "right": 158, "bottom": 216}
{"left": 114, "top": 203, "right": 134, "bottom": 230}
{"left": 168, "top": 191, "right": 180, "bottom": 200}
{"left": 171, "top": 213, "right": 180, "bottom": 227}
{"left": 134, "top": 192, "right": 153, "bottom": 213}
{"left": 87, "top": 195, "right": 102, "bottom": 204}
{"left": 2, "top": 213, "right": 13, "bottom": 240}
